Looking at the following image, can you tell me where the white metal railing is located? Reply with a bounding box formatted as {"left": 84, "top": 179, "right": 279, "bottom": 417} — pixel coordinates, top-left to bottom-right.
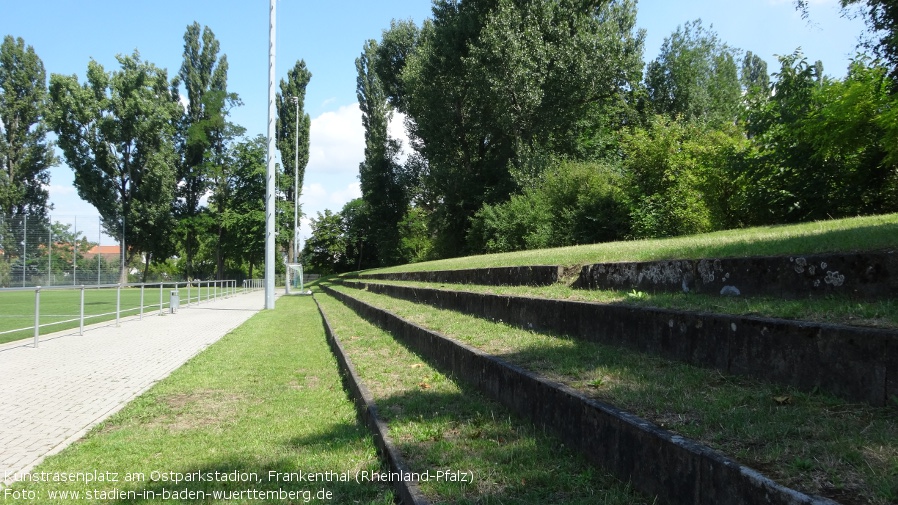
{"left": 0, "top": 280, "right": 263, "bottom": 348}
{"left": 243, "top": 278, "right": 264, "bottom": 293}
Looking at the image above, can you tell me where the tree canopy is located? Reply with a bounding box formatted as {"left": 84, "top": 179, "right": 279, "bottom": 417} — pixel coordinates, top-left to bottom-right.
{"left": 48, "top": 52, "right": 181, "bottom": 280}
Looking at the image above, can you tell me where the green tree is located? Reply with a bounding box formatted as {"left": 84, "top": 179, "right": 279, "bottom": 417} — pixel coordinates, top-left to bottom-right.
{"left": 220, "top": 135, "right": 266, "bottom": 279}
{"left": 397, "top": 206, "right": 432, "bottom": 263}
{"left": 645, "top": 19, "right": 742, "bottom": 126}
{"left": 357, "top": 39, "right": 407, "bottom": 266}
{"left": 467, "top": 161, "right": 631, "bottom": 253}
{"left": 797, "top": 0, "right": 898, "bottom": 79}
{"left": 740, "top": 51, "right": 826, "bottom": 224}
{"left": 0, "top": 35, "right": 56, "bottom": 265}
{"left": 41, "top": 221, "right": 93, "bottom": 286}
{"left": 393, "top": 0, "right": 644, "bottom": 257}
{"left": 743, "top": 52, "right": 898, "bottom": 222}
{"left": 301, "top": 209, "right": 348, "bottom": 275}
{"left": 741, "top": 50, "right": 770, "bottom": 94}
{"left": 48, "top": 52, "right": 181, "bottom": 282}
{"left": 374, "top": 19, "right": 422, "bottom": 112}
{"left": 177, "top": 22, "right": 236, "bottom": 278}
{"left": 275, "top": 60, "right": 312, "bottom": 263}
{"left": 340, "top": 198, "right": 378, "bottom": 271}
{"left": 206, "top": 119, "right": 245, "bottom": 280}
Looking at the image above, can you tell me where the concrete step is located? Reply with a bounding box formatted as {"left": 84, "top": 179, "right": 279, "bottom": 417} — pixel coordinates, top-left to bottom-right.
{"left": 342, "top": 279, "right": 898, "bottom": 407}
{"left": 320, "top": 284, "right": 842, "bottom": 505}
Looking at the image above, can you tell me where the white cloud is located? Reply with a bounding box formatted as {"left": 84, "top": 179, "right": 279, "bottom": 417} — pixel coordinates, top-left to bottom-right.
{"left": 299, "top": 182, "right": 329, "bottom": 210}
{"left": 330, "top": 181, "right": 361, "bottom": 206}
{"left": 296, "top": 181, "right": 362, "bottom": 248}
{"left": 388, "top": 111, "right": 412, "bottom": 165}
{"left": 46, "top": 183, "right": 77, "bottom": 197}
{"left": 307, "top": 104, "right": 364, "bottom": 175}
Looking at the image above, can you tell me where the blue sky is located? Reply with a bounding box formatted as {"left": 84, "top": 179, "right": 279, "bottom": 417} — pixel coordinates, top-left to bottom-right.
{"left": 1, "top": 0, "right": 867, "bottom": 245}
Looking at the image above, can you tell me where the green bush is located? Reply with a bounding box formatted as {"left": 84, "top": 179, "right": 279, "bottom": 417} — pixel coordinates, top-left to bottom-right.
{"left": 467, "top": 190, "right": 553, "bottom": 254}
{"left": 620, "top": 115, "right": 746, "bottom": 238}
{"left": 467, "top": 161, "right": 631, "bottom": 253}
{"left": 542, "top": 161, "right": 632, "bottom": 245}
{"left": 398, "top": 206, "right": 434, "bottom": 263}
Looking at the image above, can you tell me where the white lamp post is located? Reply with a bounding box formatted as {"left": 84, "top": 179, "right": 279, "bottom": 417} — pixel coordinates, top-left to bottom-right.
{"left": 291, "top": 96, "right": 299, "bottom": 265}
{"left": 264, "top": 0, "right": 277, "bottom": 309}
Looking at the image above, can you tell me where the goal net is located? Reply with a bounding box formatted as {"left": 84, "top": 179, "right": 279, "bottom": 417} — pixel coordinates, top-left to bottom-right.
{"left": 286, "top": 263, "right": 304, "bottom": 294}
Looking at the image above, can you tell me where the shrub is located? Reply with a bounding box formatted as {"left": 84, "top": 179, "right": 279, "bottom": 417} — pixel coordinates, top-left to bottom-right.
{"left": 467, "top": 161, "right": 631, "bottom": 253}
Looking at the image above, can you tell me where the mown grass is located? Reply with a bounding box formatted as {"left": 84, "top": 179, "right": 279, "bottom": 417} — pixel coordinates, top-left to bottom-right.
{"left": 344, "top": 279, "right": 898, "bottom": 330}
{"left": 328, "top": 284, "right": 898, "bottom": 504}
{"left": 2, "top": 295, "right": 394, "bottom": 505}
{"left": 314, "top": 290, "right": 653, "bottom": 504}
{"left": 0, "top": 285, "right": 226, "bottom": 346}
{"left": 364, "top": 213, "right": 898, "bottom": 274}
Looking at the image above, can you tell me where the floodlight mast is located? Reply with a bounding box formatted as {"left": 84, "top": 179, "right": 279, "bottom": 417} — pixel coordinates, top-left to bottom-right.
{"left": 265, "top": 0, "right": 277, "bottom": 309}
{"left": 292, "top": 96, "right": 299, "bottom": 265}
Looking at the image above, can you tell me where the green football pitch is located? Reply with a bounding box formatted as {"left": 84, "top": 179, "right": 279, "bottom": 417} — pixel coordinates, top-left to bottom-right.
{"left": 0, "top": 285, "right": 223, "bottom": 345}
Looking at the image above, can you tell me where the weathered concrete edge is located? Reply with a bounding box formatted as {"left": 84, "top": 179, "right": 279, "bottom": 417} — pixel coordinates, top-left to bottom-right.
{"left": 357, "top": 265, "right": 562, "bottom": 286}
{"left": 343, "top": 280, "right": 897, "bottom": 406}
{"left": 323, "top": 285, "right": 838, "bottom": 505}
{"left": 313, "top": 295, "right": 430, "bottom": 505}
{"left": 576, "top": 251, "right": 898, "bottom": 299}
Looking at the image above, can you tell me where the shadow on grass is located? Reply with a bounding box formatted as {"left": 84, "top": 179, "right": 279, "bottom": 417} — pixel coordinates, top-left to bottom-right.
{"left": 355, "top": 378, "right": 648, "bottom": 505}
{"left": 106, "top": 423, "right": 394, "bottom": 505}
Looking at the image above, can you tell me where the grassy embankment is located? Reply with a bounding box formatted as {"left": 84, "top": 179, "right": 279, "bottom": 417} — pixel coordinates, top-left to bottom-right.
{"left": 368, "top": 213, "right": 898, "bottom": 273}
{"left": 353, "top": 213, "right": 898, "bottom": 329}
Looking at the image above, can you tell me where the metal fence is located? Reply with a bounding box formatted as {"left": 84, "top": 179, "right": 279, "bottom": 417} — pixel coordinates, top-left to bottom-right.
{"left": 1, "top": 214, "right": 122, "bottom": 288}
{"left": 0, "top": 279, "right": 264, "bottom": 348}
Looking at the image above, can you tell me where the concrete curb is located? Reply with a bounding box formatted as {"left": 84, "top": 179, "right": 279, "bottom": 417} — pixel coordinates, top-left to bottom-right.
{"left": 357, "top": 265, "right": 562, "bottom": 286}
{"left": 322, "top": 284, "right": 838, "bottom": 505}
{"left": 343, "top": 280, "right": 898, "bottom": 407}
{"left": 312, "top": 295, "right": 430, "bottom": 505}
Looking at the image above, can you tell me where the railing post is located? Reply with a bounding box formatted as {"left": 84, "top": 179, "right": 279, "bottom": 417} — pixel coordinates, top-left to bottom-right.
{"left": 159, "top": 283, "right": 163, "bottom": 315}
{"left": 79, "top": 285, "right": 85, "bottom": 335}
{"left": 33, "top": 286, "right": 41, "bottom": 348}
{"left": 116, "top": 284, "right": 122, "bottom": 327}
{"left": 140, "top": 283, "right": 145, "bottom": 320}
{"left": 187, "top": 281, "right": 191, "bottom": 307}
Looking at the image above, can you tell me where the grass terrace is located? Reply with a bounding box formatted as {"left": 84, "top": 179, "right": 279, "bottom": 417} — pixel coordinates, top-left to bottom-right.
{"left": 314, "top": 290, "right": 652, "bottom": 504}
{"left": 365, "top": 213, "right": 898, "bottom": 274}
{"left": 344, "top": 278, "right": 898, "bottom": 330}
{"left": 325, "top": 283, "right": 898, "bottom": 504}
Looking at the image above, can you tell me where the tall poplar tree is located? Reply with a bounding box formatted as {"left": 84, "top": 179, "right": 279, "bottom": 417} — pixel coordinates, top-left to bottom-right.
{"left": 357, "top": 39, "right": 406, "bottom": 265}
{"left": 275, "top": 60, "right": 312, "bottom": 263}
{"left": 177, "top": 22, "right": 236, "bottom": 278}
{"left": 0, "top": 35, "right": 56, "bottom": 264}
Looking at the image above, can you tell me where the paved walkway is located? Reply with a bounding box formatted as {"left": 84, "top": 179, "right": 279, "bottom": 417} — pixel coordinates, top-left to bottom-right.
{"left": 0, "top": 290, "right": 267, "bottom": 485}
